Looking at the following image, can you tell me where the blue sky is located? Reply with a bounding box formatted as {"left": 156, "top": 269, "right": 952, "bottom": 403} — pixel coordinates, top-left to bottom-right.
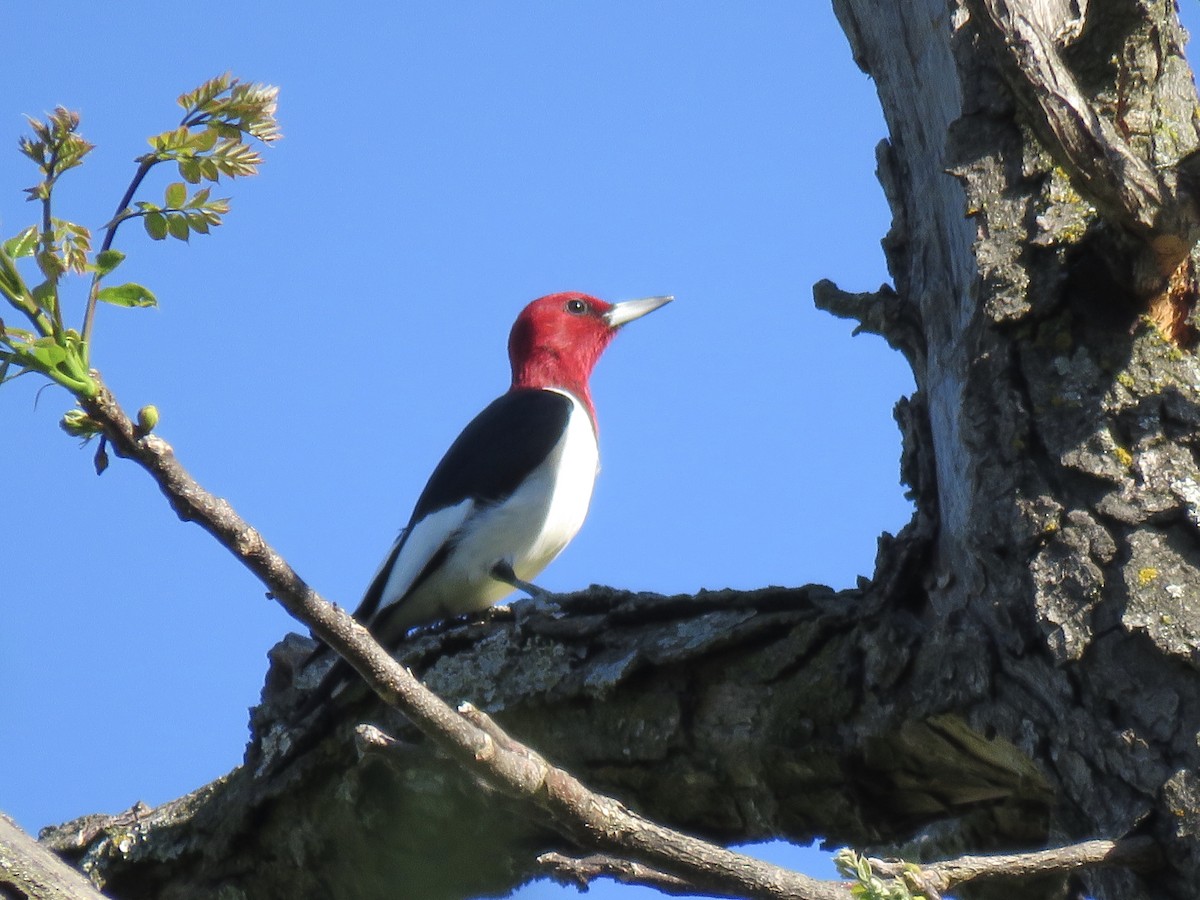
{"left": 0, "top": 2, "right": 1124, "bottom": 896}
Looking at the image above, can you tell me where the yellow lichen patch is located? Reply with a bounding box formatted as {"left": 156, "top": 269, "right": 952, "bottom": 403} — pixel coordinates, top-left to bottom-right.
{"left": 1057, "top": 220, "right": 1089, "bottom": 243}
{"left": 1048, "top": 167, "right": 1085, "bottom": 205}
{"left": 1113, "top": 446, "right": 1134, "bottom": 468}
{"left": 1138, "top": 567, "right": 1159, "bottom": 586}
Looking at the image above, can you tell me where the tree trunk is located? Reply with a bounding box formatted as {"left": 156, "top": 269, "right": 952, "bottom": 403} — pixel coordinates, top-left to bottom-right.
{"left": 824, "top": 0, "right": 1200, "bottom": 897}
{"left": 17, "top": 2, "right": 1200, "bottom": 899}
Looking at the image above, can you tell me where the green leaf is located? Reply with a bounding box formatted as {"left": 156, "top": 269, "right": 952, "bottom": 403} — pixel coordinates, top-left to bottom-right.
{"left": 178, "top": 72, "right": 233, "bottom": 113}
{"left": 144, "top": 212, "right": 168, "bottom": 240}
{"left": 96, "top": 282, "right": 157, "bottom": 308}
{"left": 166, "top": 214, "right": 190, "bottom": 241}
{"left": 190, "top": 128, "right": 219, "bottom": 152}
{"left": 165, "top": 181, "right": 186, "bottom": 208}
{"left": 31, "top": 280, "right": 57, "bottom": 313}
{"left": 94, "top": 249, "right": 126, "bottom": 276}
{"left": 0, "top": 249, "right": 29, "bottom": 303}
{"left": 3, "top": 226, "right": 38, "bottom": 259}
{"left": 210, "top": 140, "right": 262, "bottom": 178}
{"left": 150, "top": 126, "right": 190, "bottom": 153}
{"left": 179, "top": 158, "right": 203, "bottom": 184}
{"left": 19, "top": 109, "right": 93, "bottom": 181}
{"left": 25, "top": 335, "right": 69, "bottom": 369}
{"left": 186, "top": 187, "right": 212, "bottom": 208}
{"left": 185, "top": 212, "right": 211, "bottom": 235}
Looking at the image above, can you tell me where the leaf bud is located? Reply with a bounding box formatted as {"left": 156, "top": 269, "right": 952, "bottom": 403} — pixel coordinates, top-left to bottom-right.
{"left": 60, "top": 408, "right": 101, "bottom": 439}
{"left": 136, "top": 404, "right": 160, "bottom": 435}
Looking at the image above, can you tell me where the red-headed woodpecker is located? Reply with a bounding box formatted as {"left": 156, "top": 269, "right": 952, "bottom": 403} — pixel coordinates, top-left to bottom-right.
{"left": 307, "top": 292, "right": 671, "bottom": 684}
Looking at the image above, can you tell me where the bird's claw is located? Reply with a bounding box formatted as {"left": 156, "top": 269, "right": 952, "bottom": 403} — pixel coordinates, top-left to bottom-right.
{"left": 491, "top": 560, "right": 550, "bottom": 598}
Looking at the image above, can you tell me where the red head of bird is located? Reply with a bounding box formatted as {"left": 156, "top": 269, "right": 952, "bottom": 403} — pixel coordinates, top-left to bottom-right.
{"left": 508, "top": 291, "right": 673, "bottom": 420}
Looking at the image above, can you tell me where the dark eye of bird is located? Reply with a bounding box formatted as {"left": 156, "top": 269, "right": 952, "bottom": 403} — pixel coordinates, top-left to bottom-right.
{"left": 565, "top": 298, "right": 589, "bottom": 315}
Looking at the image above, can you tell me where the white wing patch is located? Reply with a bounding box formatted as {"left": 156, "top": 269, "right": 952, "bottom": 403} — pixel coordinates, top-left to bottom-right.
{"left": 373, "top": 498, "right": 475, "bottom": 614}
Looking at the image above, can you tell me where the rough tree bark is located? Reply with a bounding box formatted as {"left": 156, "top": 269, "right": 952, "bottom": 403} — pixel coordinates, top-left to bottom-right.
{"left": 11, "top": 2, "right": 1200, "bottom": 899}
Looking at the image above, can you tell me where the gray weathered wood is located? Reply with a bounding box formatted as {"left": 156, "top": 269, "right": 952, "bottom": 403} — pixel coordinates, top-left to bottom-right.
{"left": 0, "top": 813, "right": 110, "bottom": 900}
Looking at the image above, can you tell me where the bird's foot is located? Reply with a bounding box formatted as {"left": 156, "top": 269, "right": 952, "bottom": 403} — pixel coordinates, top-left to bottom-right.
{"left": 490, "top": 560, "right": 551, "bottom": 599}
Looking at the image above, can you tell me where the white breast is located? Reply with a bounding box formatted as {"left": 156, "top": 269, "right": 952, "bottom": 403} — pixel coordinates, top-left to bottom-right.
{"left": 513, "top": 388, "right": 600, "bottom": 576}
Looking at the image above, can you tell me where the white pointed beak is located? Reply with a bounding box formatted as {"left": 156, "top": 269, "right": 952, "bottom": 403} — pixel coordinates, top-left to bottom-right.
{"left": 604, "top": 295, "right": 674, "bottom": 328}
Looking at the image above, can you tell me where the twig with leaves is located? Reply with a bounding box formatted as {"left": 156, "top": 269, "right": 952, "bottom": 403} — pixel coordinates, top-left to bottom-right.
{"left": 0, "top": 72, "right": 278, "bottom": 400}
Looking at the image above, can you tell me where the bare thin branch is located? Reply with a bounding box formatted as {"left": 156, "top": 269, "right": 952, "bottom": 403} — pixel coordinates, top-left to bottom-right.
{"left": 537, "top": 852, "right": 715, "bottom": 897}
{"left": 870, "top": 836, "right": 1161, "bottom": 895}
{"left": 0, "top": 813, "right": 111, "bottom": 900}
{"left": 83, "top": 158, "right": 156, "bottom": 352}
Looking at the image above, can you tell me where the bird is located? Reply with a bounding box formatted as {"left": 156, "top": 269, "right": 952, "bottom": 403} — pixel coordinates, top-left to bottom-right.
{"left": 304, "top": 290, "right": 672, "bottom": 700}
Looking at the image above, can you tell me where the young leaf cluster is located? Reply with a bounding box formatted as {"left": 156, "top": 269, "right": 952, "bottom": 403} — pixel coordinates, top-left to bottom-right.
{"left": 135, "top": 183, "right": 230, "bottom": 243}
{"left": 833, "top": 850, "right": 927, "bottom": 900}
{"left": 0, "top": 74, "right": 278, "bottom": 419}
{"left": 107, "top": 73, "right": 280, "bottom": 248}
{"left": 19, "top": 108, "right": 95, "bottom": 203}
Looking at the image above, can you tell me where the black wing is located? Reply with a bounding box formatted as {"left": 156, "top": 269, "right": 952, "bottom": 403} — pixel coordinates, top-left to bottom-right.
{"left": 411, "top": 388, "right": 573, "bottom": 519}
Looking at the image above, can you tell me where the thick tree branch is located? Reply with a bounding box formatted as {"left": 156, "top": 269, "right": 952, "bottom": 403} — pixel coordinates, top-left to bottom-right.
{"left": 77, "top": 379, "right": 846, "bottom": 900}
